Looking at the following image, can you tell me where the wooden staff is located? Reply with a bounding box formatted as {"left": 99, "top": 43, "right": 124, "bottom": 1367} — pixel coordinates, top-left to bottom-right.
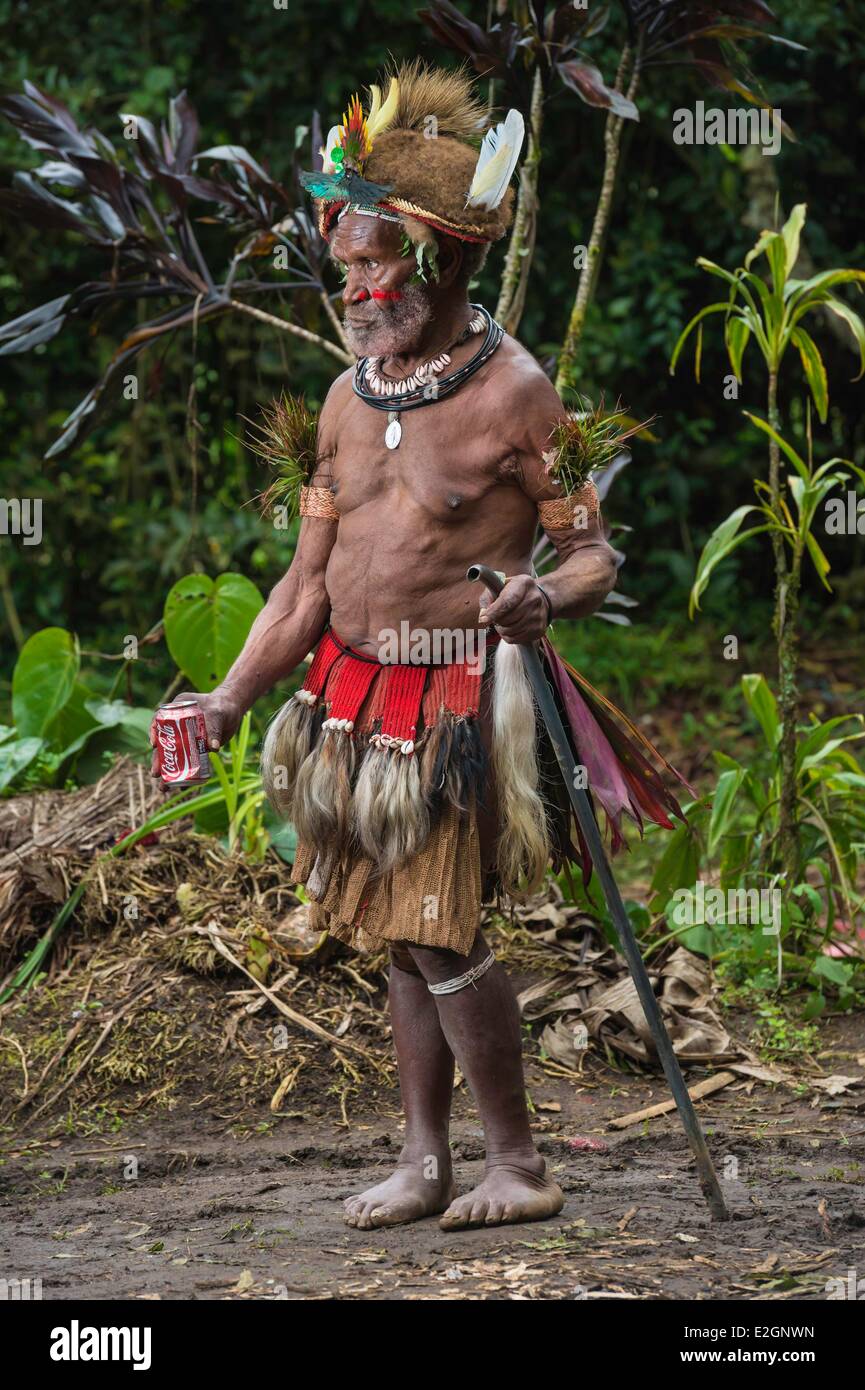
{"left": 467, "top": 562, "right": 730, "bottom": 1222}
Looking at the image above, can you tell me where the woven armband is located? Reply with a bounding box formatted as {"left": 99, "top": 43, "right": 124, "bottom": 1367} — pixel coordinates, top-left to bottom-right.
{"left": 537, "top": 480, "right": 599, "bottom": 530}
{"left": 299, "top": 485, "right": 339, "bottom": 521}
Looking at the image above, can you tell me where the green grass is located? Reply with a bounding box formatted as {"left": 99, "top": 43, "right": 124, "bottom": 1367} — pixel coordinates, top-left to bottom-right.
{"left": 553, "top": 613, "right": 759, "bottom": 712}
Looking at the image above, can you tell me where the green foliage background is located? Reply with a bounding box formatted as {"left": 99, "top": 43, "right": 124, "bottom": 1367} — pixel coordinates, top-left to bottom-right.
{"left": 1, "top": 0, "right": 863, "bottom": 725}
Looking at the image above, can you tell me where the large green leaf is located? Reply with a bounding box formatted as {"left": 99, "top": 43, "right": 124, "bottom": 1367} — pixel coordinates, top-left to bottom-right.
{"left": 689, "top": 505, "right": 769, "bottom": 616}
{"left": 693, "top": 260, "right": 769, "bottom": 349}
{"left": 11, "top": 627, "right": 79, "bottom": 737}
{"left": 745, "top": 227, "right": 787, "bottom": 294}
{"left": 71, "top": 705, "right": 154, "bottom": 784}
{"left": 742, "top": 673, "right": 780, "bottom": 751}
{"left": 804, "top": 531, "right": 832, "bottom": 589}
{"left": 744, "top": 269, "right": 782, "bottom": 345}
{"left": 0, "top": 737, "right": 46, "bottom": 793}
{"left": 650, "top": 822, "right": 701, "bottom": 912}
{"left": 791, "top": 326, "right": 828, "bottom": 422}
{"left": 812, "top": 955, "right": 854, "bottom": 989}
{"left": 707, "top": 768, "right": 746, "bottom": 856}
{"left": 781, "top": 203, "right": 806, "bottom": 278}
{"left": 668, "top": 302, "right": 730, "bottom": 376}
{"left": 743, "top": 412, "right": 810, "bottom": 482}
{"left": 725, "top": 314, "right": 751, "bottom": 381}
{"left": 800, "top": 737, "right": 862, "bottom": 776}
{"left": 43, "top": 680, "right": 100, "bottom": 751}
{"left": 263, "top": 803, "right": 297, "bottom": 863}
{"left": 796, "top": 717, "right": 862, "bottom": 774}
{"left": 765, "top": 236, "right": 788, "bottom": 296}
{"left": 821, "top": 294, "right": 865, "bottom": 381}
{"left": 744, "top": 228, "right": 778, "bottom": 270}
{"left": 164, "top": 572, "right": 264, "bottom": 692}
{"left": 785, "top": 269, "right": 865, "bottom": 308}
{"left": 669, "top": 915, "right": 716, "bottom": 960}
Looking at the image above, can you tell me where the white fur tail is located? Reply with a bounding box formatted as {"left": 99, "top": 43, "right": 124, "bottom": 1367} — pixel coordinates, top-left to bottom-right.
{"left": 491, "top": 640, "right": 550, "bottom": 896}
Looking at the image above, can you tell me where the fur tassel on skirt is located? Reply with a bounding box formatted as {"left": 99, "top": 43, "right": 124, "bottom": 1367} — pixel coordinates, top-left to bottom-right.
{"left": 261, "top": 627, "right": 691, "bottom": 906}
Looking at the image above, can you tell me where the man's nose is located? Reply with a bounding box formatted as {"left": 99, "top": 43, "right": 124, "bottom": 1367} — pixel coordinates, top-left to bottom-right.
{"left": 342, "top": 274, "right": 370, "bottom": 306}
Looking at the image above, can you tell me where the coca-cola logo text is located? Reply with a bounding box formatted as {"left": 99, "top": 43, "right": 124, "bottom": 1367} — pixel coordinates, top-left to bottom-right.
{"left": 157, "top": 719, "right": 193, "bottom": 779}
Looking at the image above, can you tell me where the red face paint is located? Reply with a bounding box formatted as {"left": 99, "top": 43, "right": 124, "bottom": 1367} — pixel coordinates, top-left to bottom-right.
{"left": 354, "top": 289, "right": 370, "bottom": 302}
{"left": 372, "top": 289, "right": 403, "bottom": 301}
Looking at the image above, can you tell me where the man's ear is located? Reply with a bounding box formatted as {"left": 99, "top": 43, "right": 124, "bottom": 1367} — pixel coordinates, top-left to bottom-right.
{"left": 435, "top": 234, "right": 464, "bottom": 289}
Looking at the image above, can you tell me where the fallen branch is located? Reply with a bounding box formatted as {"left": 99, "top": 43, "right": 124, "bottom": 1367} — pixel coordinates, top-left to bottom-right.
{"left": 228, "top": 297, "right": 353, "bottom": 366}
{"left": 608, "top": 1070, "right": 737, "bottom": 1130}
{"left": 207, "top": 929, "right": 373, "bottom": 1059}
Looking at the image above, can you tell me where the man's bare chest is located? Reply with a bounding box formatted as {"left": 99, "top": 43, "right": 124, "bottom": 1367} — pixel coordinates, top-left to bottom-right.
{"left": 329, "top": 393, "right": 509, "bottom": 522}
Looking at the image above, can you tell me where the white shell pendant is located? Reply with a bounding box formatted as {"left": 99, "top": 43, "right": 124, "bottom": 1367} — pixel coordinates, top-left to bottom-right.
{"left": 385, "top": 411, "right": 402, "bottom": 450}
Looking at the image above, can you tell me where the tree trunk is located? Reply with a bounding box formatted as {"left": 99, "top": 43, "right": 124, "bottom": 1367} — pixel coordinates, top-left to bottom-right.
{"left": 768, "top": 369, "right": 799, "bottom": 892}
{"left": 0, "top": 560, "right": 25, "bottom": 649}
{"left": 555, "top": 48, "right": 640, "bottom": 394}
{"left": 495, "top": 67, "right": 544, "bottom": 335}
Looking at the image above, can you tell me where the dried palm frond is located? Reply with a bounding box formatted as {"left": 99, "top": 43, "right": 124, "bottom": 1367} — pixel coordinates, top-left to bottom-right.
{"left": 543, "top": 396, "right": 656, "bottom": 496}
{"left": 246, "top": 392, "right": 320, "bottom": 521}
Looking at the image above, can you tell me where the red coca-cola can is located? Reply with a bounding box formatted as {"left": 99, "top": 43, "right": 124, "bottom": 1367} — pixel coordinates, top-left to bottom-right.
{"left": 154, "top": 699, "right": 210, "bottom": 786}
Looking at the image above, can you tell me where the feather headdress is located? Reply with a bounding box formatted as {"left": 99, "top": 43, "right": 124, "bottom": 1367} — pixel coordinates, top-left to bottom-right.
{"left": 301, "top": 79, "right": 398, "bottom": 204}
{"left": 305, "top": 61, "right": 522, "bottom": 244}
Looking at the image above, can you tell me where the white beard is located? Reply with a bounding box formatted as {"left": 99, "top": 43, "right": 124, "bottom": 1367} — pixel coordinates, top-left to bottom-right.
{"left": 343, "top": 282, "right": 435, "bottom": 359}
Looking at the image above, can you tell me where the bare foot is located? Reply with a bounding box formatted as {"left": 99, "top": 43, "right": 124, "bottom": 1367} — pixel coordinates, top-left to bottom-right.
{"left": 439, "top": 1152, "right": 563, "bottom": 1230}
{"left": 344, "top": 1151, "right": 456, "bottom": 1230}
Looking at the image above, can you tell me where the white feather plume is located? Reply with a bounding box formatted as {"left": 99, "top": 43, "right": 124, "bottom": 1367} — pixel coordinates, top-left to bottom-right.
{"left": 466, "top": 108, "right": 525, "bottom": 211}
{"left": 320, "top": 125, "right": 342, "bottom": 175}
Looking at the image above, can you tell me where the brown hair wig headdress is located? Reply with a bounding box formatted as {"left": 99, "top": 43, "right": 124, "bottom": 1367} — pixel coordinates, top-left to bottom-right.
{"left": 300, "top": 60, "right": 524, "bottom": 246}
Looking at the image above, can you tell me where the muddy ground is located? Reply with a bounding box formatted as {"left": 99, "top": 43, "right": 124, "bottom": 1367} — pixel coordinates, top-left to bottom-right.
{"left": 2, "top": 796, "right": 862, "bottom": 1302}
{"left": 3, "top": 1031, "right": 863, "bottom": 1302}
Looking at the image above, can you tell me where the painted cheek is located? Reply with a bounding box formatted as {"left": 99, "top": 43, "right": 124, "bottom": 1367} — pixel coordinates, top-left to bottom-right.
{"left": 377, "top": 262, "right": 412, "bottom": 297}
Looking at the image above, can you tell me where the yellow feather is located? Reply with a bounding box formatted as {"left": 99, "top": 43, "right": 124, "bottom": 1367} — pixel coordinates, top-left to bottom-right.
{"left": 366, "top": 77, "right": 399, "bottom": 143}
{"left": 367, "top": 84, "right": 382, "bottom": 127}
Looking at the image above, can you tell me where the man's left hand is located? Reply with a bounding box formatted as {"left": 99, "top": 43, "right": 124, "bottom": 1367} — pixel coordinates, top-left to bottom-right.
{"left": 479, "top": 574, "right": 551, "bottom": 644}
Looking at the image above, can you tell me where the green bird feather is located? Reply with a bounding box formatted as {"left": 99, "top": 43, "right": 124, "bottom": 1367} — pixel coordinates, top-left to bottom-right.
{"left": 299, "top": 167, "right": 392, "bottom": 204}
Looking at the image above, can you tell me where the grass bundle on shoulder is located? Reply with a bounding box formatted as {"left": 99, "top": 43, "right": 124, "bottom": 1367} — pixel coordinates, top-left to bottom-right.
{"left": 543, "top": 396, "right": 655, "bottom": 495}
{"left": 247, "top": 392, "right": 320, "bottom": 522}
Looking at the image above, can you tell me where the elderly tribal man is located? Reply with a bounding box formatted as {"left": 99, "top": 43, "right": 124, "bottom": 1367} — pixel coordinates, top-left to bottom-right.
{"left": 156, "top": 63, "right": 685, "bottom": 1231}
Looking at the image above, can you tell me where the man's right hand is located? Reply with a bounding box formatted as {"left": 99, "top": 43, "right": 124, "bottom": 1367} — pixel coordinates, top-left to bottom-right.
{"left": 149, "top": 687, "right": 245, "bottom": 778}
